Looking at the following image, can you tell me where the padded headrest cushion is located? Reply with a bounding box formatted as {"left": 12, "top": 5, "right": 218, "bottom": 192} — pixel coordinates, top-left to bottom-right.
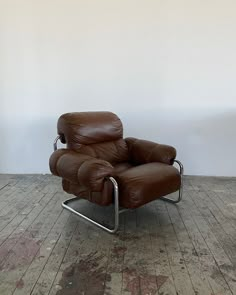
{"left": 57, "top": 111, "right": 123, "bottom": 145}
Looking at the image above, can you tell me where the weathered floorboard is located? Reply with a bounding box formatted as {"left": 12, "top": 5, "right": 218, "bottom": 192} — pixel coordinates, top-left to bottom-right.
{"left": 0, "top": 174, "right": 235, "bottom": 295}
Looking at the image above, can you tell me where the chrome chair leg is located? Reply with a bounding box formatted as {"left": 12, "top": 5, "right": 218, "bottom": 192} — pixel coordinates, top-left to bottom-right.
{"left": 160, "top": 160, "right": 184, "bottom": 204}
{"left": 61, "top": 177, "right": 120, "bottom": 234}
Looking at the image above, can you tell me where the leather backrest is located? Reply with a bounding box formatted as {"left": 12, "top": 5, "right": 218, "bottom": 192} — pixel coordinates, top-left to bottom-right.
{"left": 58, "top": 112, "right": 123, "bottom": 146}
{"left": 77, "top": 139, "right": 129, "bottom": 164}
{"left": 57, "top": 111, "right": 129, "bottom": 163}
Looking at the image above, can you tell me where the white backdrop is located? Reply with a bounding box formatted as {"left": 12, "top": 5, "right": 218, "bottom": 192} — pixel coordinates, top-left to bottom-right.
{"left": 0, "top": 0, "right": 236, "bottom": 175}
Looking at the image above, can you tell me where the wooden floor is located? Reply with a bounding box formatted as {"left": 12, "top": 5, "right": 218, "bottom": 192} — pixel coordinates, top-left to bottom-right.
{"left": 0, "top": 175, "right": 236, "bottom": 295}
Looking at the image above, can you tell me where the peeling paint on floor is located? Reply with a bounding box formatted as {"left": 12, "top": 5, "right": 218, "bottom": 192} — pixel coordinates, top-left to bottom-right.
{"left": 15, "top": 278, "right": 24, "bottom": 289}
{"left": 57, "top": 251, "right": 168, "bottom": 295}
{"left": 0, "top": 233, "right": 41, "bottom": 272}
{"left": 123, "top": 268, "right": 168, "bottom": 295}
{"left": 56, "top": 252, "right": 111, "bottom": 295}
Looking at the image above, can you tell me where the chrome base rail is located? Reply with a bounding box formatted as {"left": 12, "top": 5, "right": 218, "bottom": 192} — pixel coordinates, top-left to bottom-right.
{"left": 62, "top": 177, "right": 121, "bottom": 234}
{"left": 160, "top": 159, "right": 184, "bottom": 204}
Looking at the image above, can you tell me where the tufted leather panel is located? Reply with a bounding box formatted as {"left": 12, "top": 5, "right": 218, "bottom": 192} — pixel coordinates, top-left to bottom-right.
{"left": 77, "top": 138, "right": 129, "bottom": 164}
{"left": 57, "top": 111, "right": 123, "bottom": 148}
{"left": 125, "top": 137, "right": 176, "bottom": 165}
{"left": 114, "top": 162, "right": 181, "bottom": 208}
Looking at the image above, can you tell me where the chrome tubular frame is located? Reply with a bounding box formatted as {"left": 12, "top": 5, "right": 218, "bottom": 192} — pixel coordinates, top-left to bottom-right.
{"left": 62, "top": 176, "right": 120, "bottom": 234}
{"left": 160, "top": 159, "right": 184, "bottom": 204}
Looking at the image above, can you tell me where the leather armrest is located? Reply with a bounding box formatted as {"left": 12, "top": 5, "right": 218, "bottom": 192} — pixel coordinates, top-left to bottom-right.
{"left": 78, "top": 158, "right": 113, "bottom": 191}
{"left": 49, "top": 149, "right": 113, "bottom": 191}
{"left": 125, "top": 137, "right": 176, "bottom": 165}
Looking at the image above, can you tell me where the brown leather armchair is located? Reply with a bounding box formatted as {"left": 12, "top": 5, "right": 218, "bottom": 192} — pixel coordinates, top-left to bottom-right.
{"left": 49, "top": 112, "right": 183, "bottom": 233}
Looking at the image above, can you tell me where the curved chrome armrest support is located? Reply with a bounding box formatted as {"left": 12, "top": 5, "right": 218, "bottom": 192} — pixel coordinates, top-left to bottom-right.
{"left": 160, "top": 159, "right": 184, "bottom": 204}
{"left": 62, "top": 176, "right": 121, "bottom": 234}
{"left": 53, "top": 135, "right": 61, "bottom": 151}
{"left": 174, "top": 159, "right": 184, "bottom": 176}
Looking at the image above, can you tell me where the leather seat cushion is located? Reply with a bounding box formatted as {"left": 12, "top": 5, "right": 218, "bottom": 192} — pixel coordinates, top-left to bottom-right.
{"left": 113, "top": 162, "right": 134, "bottom": 174}
{"left": 115, "top": 162, "right": 181, "bottom": 208}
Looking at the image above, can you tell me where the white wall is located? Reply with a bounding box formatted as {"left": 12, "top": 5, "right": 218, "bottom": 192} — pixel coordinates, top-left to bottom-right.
{"left": 0, "top": 0, "right": 236, "bottom": 175}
